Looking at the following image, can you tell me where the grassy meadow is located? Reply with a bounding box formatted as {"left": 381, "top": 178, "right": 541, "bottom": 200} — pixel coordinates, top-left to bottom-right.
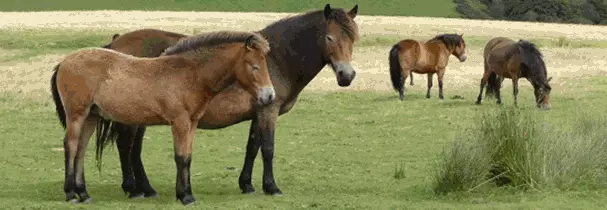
{"left": 1, "top": 26, "right": 607, "bottom": 209}
{"left": 2, "top": 1, "right": 607, "bottom": 208}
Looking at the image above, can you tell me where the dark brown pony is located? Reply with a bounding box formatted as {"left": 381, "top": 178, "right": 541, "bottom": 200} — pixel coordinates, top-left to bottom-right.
{"left": 51, "top": 4, "right": 360, "bottom": 200}
{"left": 389, "top": 33, "right": 467, "bottom": 100}
{"left": 101, "top": 28, "right": 187, "bottom": 57}
{"left": 50, "top": 31, "right": 274, "bottom": 205}
{"left": 475, "top": 37, "right": 552, "bottom": 109}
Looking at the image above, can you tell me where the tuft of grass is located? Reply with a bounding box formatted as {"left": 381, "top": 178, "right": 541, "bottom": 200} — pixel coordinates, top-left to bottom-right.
{"left": 434, "top": 107, "right": 607, "bottom": 195}
{"left": 393, "top": 163, "right": 406, "bottom": 179}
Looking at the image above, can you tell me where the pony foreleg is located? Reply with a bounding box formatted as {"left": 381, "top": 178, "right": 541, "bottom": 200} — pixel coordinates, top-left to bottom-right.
{"left": 437, "top": 69, "right": 445, "bottom": 100}
{"left": 239, "top": 116, "right": 261, "bottom": 194}
{"left": 426, "top": 73, "right": 433, "bottom": 99}
{"left": 512, "top": 77, "right": 519, "bottom": 107}
{"left": 171, "top": 116, "right": 197, "bottom": 205}
{"left": 256, "top": 104, "right": 282, "bottom": 195}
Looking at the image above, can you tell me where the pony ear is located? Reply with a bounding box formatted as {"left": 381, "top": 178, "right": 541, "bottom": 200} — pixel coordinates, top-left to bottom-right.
{"left": 547, "top": 76, "right": 552, "bottom": 82}
{"left": 460, "top": 33, "right": 464, "bottom": 38}
{"left": 348, "top": 4, "right": 358, "bottom": 19}
{"left": 112, "top": 33, "right": 120, "bottom": 40}
{"left": 324, "top": 4, "right": 332, "bottom": 19}
{"left": 244, "top": 35, "right": 255, "bottom": 51}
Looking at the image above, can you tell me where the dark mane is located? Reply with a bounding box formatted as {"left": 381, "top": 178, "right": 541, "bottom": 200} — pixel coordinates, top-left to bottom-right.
{"left": 510, "top": 39, "right": 550, "bottom": 87}
{"left": 163, "top": 31, "right": 270, "bottom": 56}
{"left": 429, "top": 33, "right": 464, "bottom": 48}
{"left": 261, "top": 8, "right": 359, "bottom": 41}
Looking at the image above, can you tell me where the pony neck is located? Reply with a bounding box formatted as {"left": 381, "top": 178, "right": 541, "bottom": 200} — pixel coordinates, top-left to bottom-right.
{"left": 174, "top": 47, "right": 240, "bottom": 96}
{"left": 259, "top": 12, "right": 328, "bottom": 93}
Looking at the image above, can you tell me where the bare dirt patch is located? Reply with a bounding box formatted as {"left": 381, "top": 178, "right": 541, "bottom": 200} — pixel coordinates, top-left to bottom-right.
{"left": 1, "top": 11, "right": 606, "bottom": 96}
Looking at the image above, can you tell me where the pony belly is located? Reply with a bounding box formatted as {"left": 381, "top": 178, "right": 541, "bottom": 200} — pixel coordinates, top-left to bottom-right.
{"left": 92, "top": 103, "right": 167, "bottom": 125}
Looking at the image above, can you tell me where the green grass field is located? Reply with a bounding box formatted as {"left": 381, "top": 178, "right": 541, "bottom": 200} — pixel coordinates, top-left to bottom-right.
{"left": 0, "top": 0, "right": 459, "bottom": 17}
{"left": 2, "top": 77, "right": 607, "bottom": 209}
{"left": 2, "top": 5, "right": 607, "bottom": 208}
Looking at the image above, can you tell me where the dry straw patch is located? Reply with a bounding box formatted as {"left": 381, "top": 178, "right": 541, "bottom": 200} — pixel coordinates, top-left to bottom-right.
{"left": 1, "top": 11, "right": 607, "bottom": 96}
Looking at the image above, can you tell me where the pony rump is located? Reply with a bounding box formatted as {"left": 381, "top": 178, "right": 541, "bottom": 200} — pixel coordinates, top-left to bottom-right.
{"left": 389, "top": 44, "right": 403, "bottom": 92}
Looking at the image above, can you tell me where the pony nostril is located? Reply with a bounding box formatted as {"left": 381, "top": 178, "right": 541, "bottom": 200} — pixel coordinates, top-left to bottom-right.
{"left": 337, "top": 70, "right": 344, "bottom": 77}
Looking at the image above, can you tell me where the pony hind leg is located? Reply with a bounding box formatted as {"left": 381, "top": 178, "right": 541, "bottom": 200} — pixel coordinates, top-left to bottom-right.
{"left": 115, "top": 126, "right": 137, "bottom": 196}
{"left": 476, "top": 71, "right": 492, "bottom": 105}
{"left": 495, "top": 76, "right": 505, "bottom": 105}
{"left": 63, "top": 109, "right": 89, "bottom": 203}
{"left": 130, "top": 126, "right": 159, "bottom": 198}
{"left": 409, "top": 71, "right": 414, "bottom": 86}
{"left": 399, "top": 68, "right": 412, "bottom": 100}
{"left": 512, "top": 77, "right": 519, "bottom": 107}
{"left": 73, "top": 115, "right": 99, "bottom": 203}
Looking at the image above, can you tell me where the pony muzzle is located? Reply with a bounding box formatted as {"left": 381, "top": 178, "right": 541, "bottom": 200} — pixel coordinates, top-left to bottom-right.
{"left": 458, "top": 54, "right": 467, "bottom": 62}
{"left": 538, "top": 102, "right": 552, "bottom": 110}
{"left": 332, "top": 62, "right": 356, "bottom": 87}
{"left": 257, "top": 87, "right": 276, "bottom": 106}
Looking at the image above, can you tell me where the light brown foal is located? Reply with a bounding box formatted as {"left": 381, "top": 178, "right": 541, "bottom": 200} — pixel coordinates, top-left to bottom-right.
{"left": 389, "top": 33, "right": 467, "bottom": 100}
{"left": 51, "top": 31, "right": 275, "bottom": 205}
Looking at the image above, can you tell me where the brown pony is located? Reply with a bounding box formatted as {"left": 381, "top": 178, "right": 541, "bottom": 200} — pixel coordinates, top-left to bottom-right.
{"left": 51, "top": 4, "right": 360, "bottom": 200}
{"left": 389, "top": 33, "right": 467, "bottom": 100}
{"left": 475, "top": 37, "right": 552, "bottom": 110}
{"left": 102, "top": 28, "right": 187, "bottom": 57}
{"left": 50, "top": 31, "right": 274, "bottom": 205}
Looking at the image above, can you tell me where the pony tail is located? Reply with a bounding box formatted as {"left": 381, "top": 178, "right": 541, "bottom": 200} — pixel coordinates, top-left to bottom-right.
{"left": 389, "top": 44, "right": 403, "bottom": 92}
{"left": 94, "top": 120, "right": 133, "bottom": 172}
{"left": 50, "top": 64, "right": 67, "bottom": 128}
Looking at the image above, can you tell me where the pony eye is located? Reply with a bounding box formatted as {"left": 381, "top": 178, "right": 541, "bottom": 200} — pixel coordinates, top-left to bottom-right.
{"left": 326, "top": 36, "right": 334, "bottom": 42}
{"left": 252, "top": 64, "right": 259, "bottom": 71}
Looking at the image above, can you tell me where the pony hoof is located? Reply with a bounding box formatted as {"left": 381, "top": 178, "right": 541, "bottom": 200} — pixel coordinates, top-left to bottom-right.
{"left": 79, "top": 197, "right": 92, "bottom": 204}
{"left": 67, "top": 198, "right": 79, "bottom": 204}
{"left": 263, "top": 186, "right": 283, "bottom": 196}
{"left": 240, "top": 184, "right": 256, "bottom": 194}
{"left": 145, "top": 192, "right": 160, "bottom": 198}
{"left": 179, "top": 195, "right": 196, "bottom": 206}
{"left": 129, "top": 193, "right": 145, "bottom": 199}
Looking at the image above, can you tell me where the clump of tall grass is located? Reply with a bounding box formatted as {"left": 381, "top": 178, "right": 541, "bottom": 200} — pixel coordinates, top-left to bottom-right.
{"left": 434, "top": 107, "right": 607, "bottom": 195}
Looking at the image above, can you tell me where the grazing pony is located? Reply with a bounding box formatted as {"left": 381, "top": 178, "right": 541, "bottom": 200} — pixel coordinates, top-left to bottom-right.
{"left": 389, "top": 33, "right": 467, "bottom": 100}
{"left": 475, "top": 37, "right": 552, "bottom": 110}
{"left": 50, "top": 31, "right": 274, "bottom": 205}
{"left": 51, "top": 4, "right": 361, "bottom": 200}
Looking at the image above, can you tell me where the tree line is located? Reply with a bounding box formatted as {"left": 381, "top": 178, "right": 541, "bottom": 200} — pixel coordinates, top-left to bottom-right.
{"left": 454, "top": 0, "right": 607, "bottom": 25}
